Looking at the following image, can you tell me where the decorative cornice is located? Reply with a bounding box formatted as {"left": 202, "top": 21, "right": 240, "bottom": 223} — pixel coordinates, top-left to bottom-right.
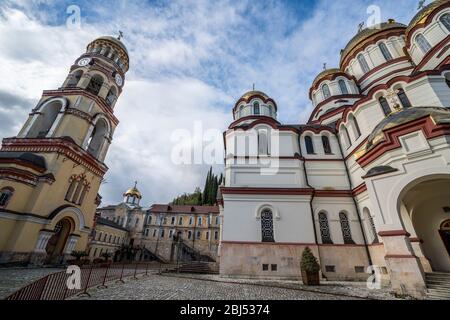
{"left": 378, "top": 230, "right": 411, "bottom": 237}
{"left": 1, "top": 138, "right": 108, "bottom": 177}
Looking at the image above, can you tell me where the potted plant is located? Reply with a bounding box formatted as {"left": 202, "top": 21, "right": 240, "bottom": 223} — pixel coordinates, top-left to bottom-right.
{"left": 70, "top": 250, "right": 88, "bottom": 266}
{"left": 300, "top": 247, "right": 320, "bottom": 286}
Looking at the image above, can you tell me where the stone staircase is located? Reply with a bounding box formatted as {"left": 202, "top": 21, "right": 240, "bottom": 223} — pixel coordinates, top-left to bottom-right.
{"left": 425, "top": 272, "right": 450, "bottom": 300}
{"left": 175, "top": 261, "right": 219, "bottom": 274}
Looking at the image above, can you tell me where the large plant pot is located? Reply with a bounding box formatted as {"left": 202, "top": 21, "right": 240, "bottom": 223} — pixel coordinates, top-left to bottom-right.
{"left": 301, "top": 270, "right": 320, "bottom": 286}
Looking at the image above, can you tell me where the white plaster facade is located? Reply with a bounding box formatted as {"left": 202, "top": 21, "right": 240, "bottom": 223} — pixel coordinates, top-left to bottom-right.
{"left": 219, "top": 1, "right": 450, "bottom": 298}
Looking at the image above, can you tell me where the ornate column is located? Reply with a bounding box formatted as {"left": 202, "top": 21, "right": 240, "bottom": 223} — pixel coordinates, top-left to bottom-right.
{"left": 64, "top": 234, "right": 81, "bottom": 255}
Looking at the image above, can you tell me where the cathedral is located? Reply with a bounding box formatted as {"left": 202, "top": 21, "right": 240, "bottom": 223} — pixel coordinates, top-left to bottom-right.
{"left": 0, "top": 35, "right": 129, "bottom": 265}
{"left": 218, "top": 0, "right": 450, "bottom": 298}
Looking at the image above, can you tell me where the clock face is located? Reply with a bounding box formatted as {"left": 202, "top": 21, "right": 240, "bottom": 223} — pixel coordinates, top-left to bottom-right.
{"left": 115, "top": 73, "right": 123, "bottom": 86}
{"left": 77, "top": 58, "right": 91, "bottom": 67}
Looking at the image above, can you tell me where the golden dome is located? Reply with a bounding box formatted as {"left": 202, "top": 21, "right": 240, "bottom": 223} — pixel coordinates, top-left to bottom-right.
{"left": 340, "top": 20, "right": 407, "bottom": 66}
{"left": 406, "top": 0, "right": 449, "bottom": 36}
{"left": 123, "top": 182, "right": 142, "bottom": 199}
{"left": 311, "top": 68, "right": 342, "bottom": 89}
{"left": 239, "top": 90, "right": 271, "bottom": 101}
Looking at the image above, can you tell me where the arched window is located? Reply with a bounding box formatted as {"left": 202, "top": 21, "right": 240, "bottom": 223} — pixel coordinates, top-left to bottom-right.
{"left": 379, "top": 97, "right": 392, "bottom": 116}
{"left": 86, "top": 74, "right": 104, "bottom": 96}
{"left": 338, "top": 79, "right": 349, "bottom": 94}
{"left": 357, "top": 54, "right": 370, "bottom": 73}
{"left": 379, "top": 42, "right": 393, "bottom": 61}
{"left": 253, "top": 102, "right": 260, "bottom": 115}
{"left": 65, "top": 174, "right": 90, "bottom": 205}
{"left": 305, "top": 136, "right": 315, "bottom": 154}
{"left": 178, "top": 217, "right": 183, "bottom": 225}
{"left": 258, "top": 129, "right": 269, "bottom": 155}
{"left": 349, "top": 114, "right": 361, "bottom": 138}
{"left": 0, "top": 187, "right": 14, "bottom": 208}
{"left": 87, "top": 119, "right": 109, "bottom": 159}
{"left": 105, "top": 86, "right": 117, "bottom": 107}
{"left": 322, "top": 84, "right": 331, "bottom": 99}
{"left": 322, "top": 136, "right": 332, "bottom": 154}
{"left": 260, "top": 209, "right": 275, "bottom": 242}
{"left": 341, "top": 126, "right": 351, "bottom": 148}
{"left": 26, "top": 99, "right": 64, "bottom": 138}
{"left": 397, "top": 89, "right": 412, "bottom": 108}
{"left": 239, "top": 105, "right": 244, "bottom": 117}
{"left": 318, "top": 212, "right": 333, "bottom": 244}
{"left": 415, "top": 34, "right": 432, "bottom": 54}
{"left": 66, "top": 70, "right": 83, "bottom": 87}
{"left": 440, "top": 13, "right": 450, "bottom": 32}
{"left": 364, "top": 208, "right": 379, "bottom": 244}
{"left": 188, "top": 230, "right": 192, "bottom": 239}
{"left": 339, "top": 212, "right": 355, "bottom": 244}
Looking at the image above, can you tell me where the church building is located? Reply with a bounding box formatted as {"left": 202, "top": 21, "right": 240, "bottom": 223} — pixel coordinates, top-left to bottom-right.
{"left": 218, "top": 0, "right": 450, "bottom": 298}
{"left": 0, "top": 35, "right": 129, "bottom": 265}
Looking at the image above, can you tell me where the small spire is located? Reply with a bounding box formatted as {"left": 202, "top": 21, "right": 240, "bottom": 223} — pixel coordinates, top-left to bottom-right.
{"left": 134, "top": 181, "right": 137, "bottom": 188}
{"left": 323, "top": 62, "right": 327, "bottom": 70}
{"left": 118, "top": 30, "right": 124, "bottom": 41}
{"left": 418, "top": 0, "right": 426, "bottom": 10}
{"left": 252, "top": 83, "right": 255, "bottom": 91}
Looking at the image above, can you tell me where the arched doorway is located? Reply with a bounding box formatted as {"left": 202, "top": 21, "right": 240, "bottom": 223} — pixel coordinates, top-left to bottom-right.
{"left": 45, "top": 218, "right": 74, "bottom": 264}
{"left": 400, "top": 177, "right": 450, "bottom": 272}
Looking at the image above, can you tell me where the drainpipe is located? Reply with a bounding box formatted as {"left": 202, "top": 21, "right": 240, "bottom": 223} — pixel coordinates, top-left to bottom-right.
{"left": 335, "top": 133, "right": 373, "bottom": 266}
{"left": 298, "top": 133, "right": 318, "bottom": 244}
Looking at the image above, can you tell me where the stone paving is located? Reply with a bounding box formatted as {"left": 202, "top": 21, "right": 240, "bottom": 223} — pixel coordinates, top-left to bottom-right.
{"left": 70, "top": 273, "right": 380, "bottom": 300}
{"left": 0, "top": 267, "right": 63, "bottom": 299}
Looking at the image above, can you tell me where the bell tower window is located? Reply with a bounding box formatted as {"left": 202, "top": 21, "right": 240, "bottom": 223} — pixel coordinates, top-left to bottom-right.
{"left": 106, "top": 87, "right": 117, "bottom": 107}
{"left": 66, "top": 70, "right": 84, "bottom": 88}
{"left": 26, "top": 99, "right": 63, "bottom": 138}
{"left": 86, "top": 74, "right": 104, "bottom": 96}
{"left": 87, "top": 118, "right": 109, "bottom": 159}
{"left": 0, "top": 187, "right": 14, "bottom": 208}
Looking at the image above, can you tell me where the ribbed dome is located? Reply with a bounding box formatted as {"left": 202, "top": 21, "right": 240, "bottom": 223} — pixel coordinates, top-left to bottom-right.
{"left": 94, "top": 36, "right": 128, "bottom": 55}
{"left": 123, "top": 183, "right": 142, "bottom": 199}
{"left": 406, "top": 0, "right": 449, "bottom": 36}
{"left": 239, "top": 90, "right": 271, "bottom": 101}
{"left": 340, "top": 20, "right": 407, "bottom": 66}
{"left": 311, "top": 68, "right": 342, "bottom": 89}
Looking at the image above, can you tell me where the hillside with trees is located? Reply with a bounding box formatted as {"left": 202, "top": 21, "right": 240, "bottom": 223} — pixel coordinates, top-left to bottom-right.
{"left": 171, "top": 167, "right": 223, "bottom": 206}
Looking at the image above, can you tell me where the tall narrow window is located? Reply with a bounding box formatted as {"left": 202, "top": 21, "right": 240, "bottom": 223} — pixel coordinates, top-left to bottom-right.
{"left": 339, "top": 212, "right": 355, "bottom": 244}
{"left": 87, "top": 119, "right": 108, "bottom": 159}
{"left": 446, "top": 74, "right": 450, "bottom": 89}
{"left": 397, "top": 89, "right": 412, "bottom": 108}
{"left": 379, "top": 42, "right": 393, "bottom": 61}
{"left": 178, "top": 217, "right": 183, "bottom": 225}
{"left": 239, "top": 105, "right": 244, "bottom": 118}
{"left": 261, "top": 209, "right": 275, "bottom": 242}
{"left": 349, "top": 114, "right": 361, "bottom": 138}
{"left": 305, "top": 136, "right": 315, "bottom": 154}
{"left": 105, "top": 87, "right": 117, "bottom": 107}
{"left": 357, "top": 54, "right": 370, "bottom": 73}
{"left": 258, "top": 130, "right": 269, "bottom": 155}
{"left": 342, "top": 126, "right": 351, "bottom": 148}
{"left": 322, "top": 84, "right": 331, "bottom": 99}
{"left": 364, "top": 208, "right": 379, "bottom": 244}
{"left": 318, "top": 212, "right": 333, "bottom": 244}
{"left": 66, "top": 70, "right": 84, "bottom": 88}
{"left": 322, "top": 136, "right": 332, "bottom": 154}
{"left": 253, "top": 102, "right": 260, "bottom": 115}
{"left": 65, "top": 174, "right": 90, "bottom": 206}
{"left": 379, "top": 97, "right": 392, "bottom": 116}
{"left": 440, "top": 13, "right": 450, "bottom": 32}
{"left": 415, "top": 34, "right": 432, "bottom": 54}
{"left": 26, "top": 99, "right": 64, "bottom": 138}
{"left": 188, "top": 231, "right": 192, "bottom": 239}
{"left": 0, "top": 188, "right": 14, "bottom": 208}
{"left": 338, "top": 80, "right": 349, "bottom": 94}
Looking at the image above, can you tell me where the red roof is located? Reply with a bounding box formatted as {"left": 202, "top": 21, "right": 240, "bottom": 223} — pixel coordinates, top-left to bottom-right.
{"left": 149, "top": 204, "right": 219, "bottom": 214}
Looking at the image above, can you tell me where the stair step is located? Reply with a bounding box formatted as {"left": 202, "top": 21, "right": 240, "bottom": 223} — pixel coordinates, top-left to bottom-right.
{"left": 427, "top": 288, "right": 450, "bottom": 296}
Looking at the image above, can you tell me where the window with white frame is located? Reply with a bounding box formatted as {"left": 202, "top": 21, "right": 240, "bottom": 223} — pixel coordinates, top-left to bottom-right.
{"left": 415, "top": 34, "right": 432, "bottom": 54}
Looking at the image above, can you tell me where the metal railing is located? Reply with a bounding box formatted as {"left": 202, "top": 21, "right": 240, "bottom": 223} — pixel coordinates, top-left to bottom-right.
{"left": 5, "top": 262, "right": 172, "bottom": 300}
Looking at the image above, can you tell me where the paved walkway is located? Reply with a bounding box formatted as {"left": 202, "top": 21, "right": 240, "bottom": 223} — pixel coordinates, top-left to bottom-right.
{"left": 70, "top": 273, "right": 396, "bottom": 300}
{"left": 0, "top": 267, "right": 63, "bottom": 299}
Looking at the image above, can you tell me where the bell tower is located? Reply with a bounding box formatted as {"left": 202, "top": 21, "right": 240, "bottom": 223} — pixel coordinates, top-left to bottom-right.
{"left": 0, "top": 35, "right": 129, "bottom": 265}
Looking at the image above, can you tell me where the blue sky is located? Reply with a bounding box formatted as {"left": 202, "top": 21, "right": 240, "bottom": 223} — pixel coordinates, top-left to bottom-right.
{"left": 0, "top": 0, "right": 425, "bottom": 206}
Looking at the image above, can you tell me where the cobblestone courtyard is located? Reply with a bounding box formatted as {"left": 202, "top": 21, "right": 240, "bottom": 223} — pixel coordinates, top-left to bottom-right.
{"left": 70, "top": 273, "right": 399, "bottom": 300}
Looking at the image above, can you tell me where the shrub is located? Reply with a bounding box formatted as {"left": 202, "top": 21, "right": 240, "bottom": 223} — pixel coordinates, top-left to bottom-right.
{"left": 300, "top": 247, "right": 320, "bottom": 273}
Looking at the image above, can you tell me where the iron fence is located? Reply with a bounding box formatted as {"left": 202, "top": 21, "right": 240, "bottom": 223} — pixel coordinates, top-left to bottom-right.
{"left": 5, "top": 262, "right": 169, "bottom": 300}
